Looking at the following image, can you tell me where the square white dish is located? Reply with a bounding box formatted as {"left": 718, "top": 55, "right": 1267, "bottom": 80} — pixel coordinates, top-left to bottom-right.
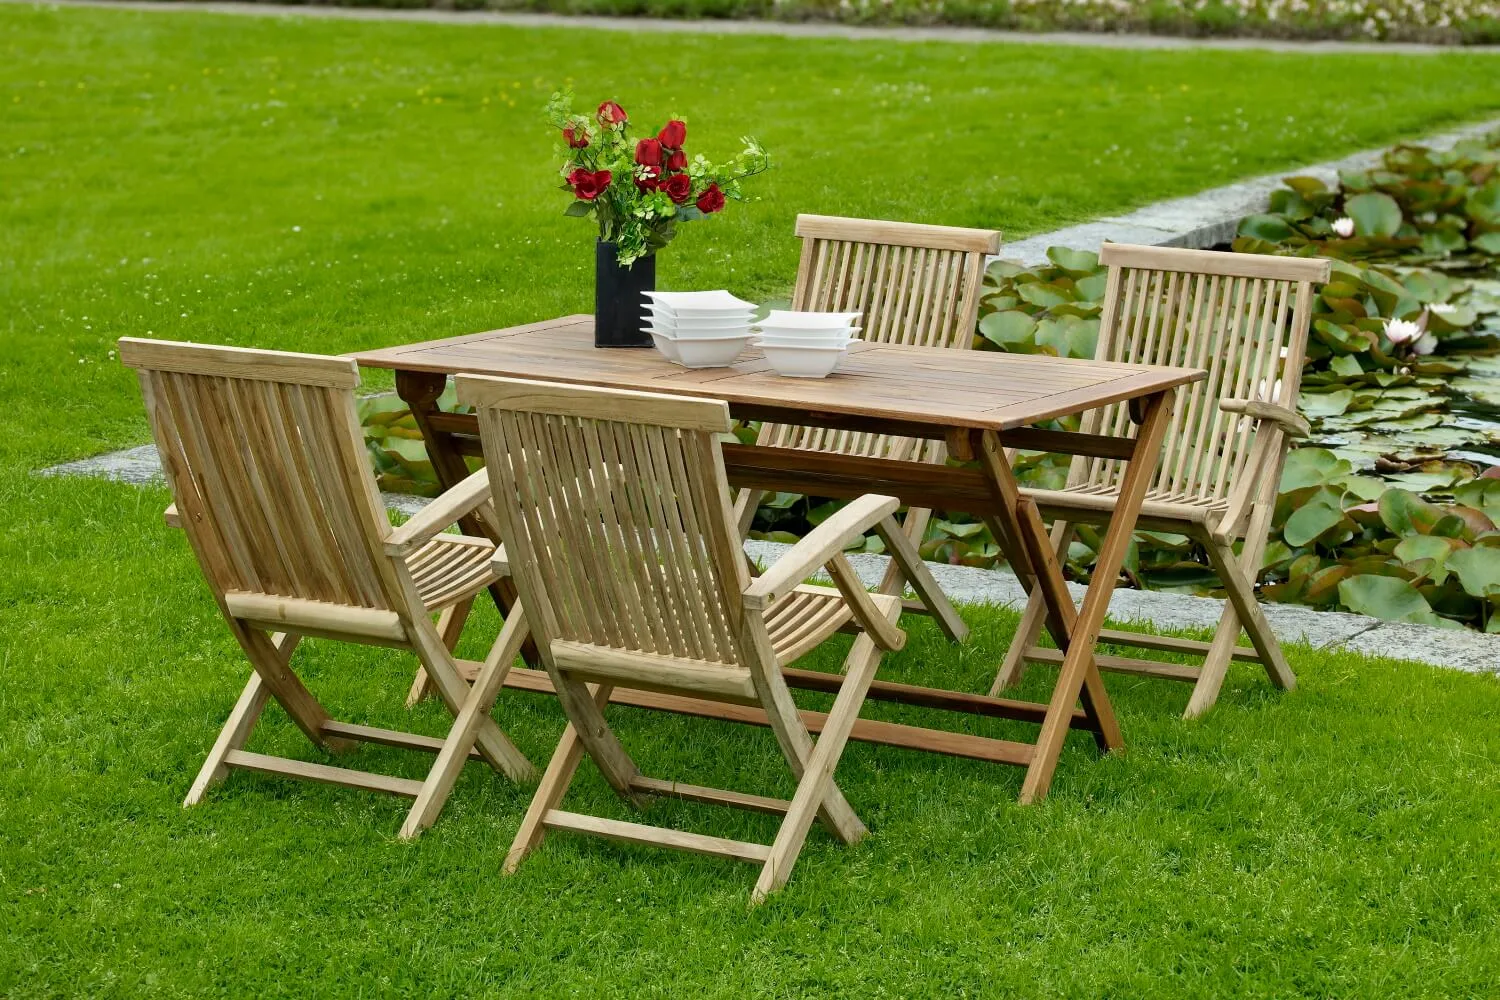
{"left": 643, "top": 290, "right": 757, "bottom": 312}
{"left": 757, "top": 310, "right": 862, "bottom": 330}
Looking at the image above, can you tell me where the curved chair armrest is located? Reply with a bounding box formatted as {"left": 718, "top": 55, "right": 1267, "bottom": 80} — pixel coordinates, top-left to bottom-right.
{"left": 743, "top": 494, "right": 900, "bottom": 611}
{"left": 385, "top": 466, "right": 493, "bottom": 558}
{"left": 1219, "top": 398, "right": 1310, "bottom": 439}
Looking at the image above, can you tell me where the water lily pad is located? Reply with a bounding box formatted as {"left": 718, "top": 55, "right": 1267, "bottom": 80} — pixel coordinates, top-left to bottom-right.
{"left": 1239, "top": 214, "right": 1297, "bottom": 243}
{"left": 978, "top": 310, "right": 1036, "bottom": 349}
{"left": 1300, "top": 390, "right": 1355, "bottom": 417}
{"left": 1045, "top": 246, "right": 1099, "bottom": 276}
{"left": 1346, "top": 192, "right": 1404, "bottom": 238}
{"left": 1338, "top": 574, "right": 1457, "bottom": 627}
{"left": 1447, "top": 547, "right": 1500, "bottom": 597}
{"left": 1283, "top": 499, "right": 1347, "bottom": 548}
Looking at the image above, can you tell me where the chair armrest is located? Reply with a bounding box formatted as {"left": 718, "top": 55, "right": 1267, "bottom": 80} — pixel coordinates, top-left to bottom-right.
{"left": 743, "top": 494, "right": 900, "bottom": 610}
{"left": 1219, "top": 398, "right": 1310, "bottom": 439}
{"left": 385, "top": 466, "right": 493, "bottom": 558}
{"left": 164, "top": 503, "right": 181, "bottom": 529}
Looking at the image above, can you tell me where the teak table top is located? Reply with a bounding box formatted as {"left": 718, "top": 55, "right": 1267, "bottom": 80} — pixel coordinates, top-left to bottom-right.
{"left": 350, "top": 315, "right": 1206, "bottom": 431}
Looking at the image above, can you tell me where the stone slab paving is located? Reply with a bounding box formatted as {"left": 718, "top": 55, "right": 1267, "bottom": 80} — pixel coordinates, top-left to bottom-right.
{"left": 19, "top": 0, "right": 1500, "bottom": 53}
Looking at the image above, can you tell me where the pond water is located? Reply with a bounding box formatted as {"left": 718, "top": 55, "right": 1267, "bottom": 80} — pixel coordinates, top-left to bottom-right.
{"left": 1306, "top": 275, "right": 1500, "bottom": 492}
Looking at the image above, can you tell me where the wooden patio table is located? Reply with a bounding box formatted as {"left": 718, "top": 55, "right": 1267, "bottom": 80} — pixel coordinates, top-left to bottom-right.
{"left": 350, "top": 316, "right": 1205, "bottom": 803}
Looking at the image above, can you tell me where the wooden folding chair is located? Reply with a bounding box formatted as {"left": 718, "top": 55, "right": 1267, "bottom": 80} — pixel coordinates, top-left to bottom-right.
{"left": 990, "top": 246, "right": 1331, "bottom": 717}
{"left": 735, "top": 214, "right": 1002, "bottom": 643}
{"left": 119, "top": 338, "right": 535, "bottom": 839}
{"left": 460, "top": 375, "right": 907, "bottom": 904}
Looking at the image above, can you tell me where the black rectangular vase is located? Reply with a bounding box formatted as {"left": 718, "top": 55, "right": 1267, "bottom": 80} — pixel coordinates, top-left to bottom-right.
{"left": 594, "top": 239, "right": 655, "bottom": 348}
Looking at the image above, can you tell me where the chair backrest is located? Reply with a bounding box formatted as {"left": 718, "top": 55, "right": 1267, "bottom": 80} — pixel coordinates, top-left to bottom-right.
{"left": 459, "top": 376, "right": 750, "bottom": 668}
{"left": 760, "top": 214, "right": 1002, "bottom": 462}
{"left": 120, "top": 338, "right": 399, "bottom": 611}
{"left": 1072, "top": 245, "right": 1331, "bottom": 503}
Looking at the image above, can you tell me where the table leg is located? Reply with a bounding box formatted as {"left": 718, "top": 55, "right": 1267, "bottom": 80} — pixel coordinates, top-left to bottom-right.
{"left": 995, "top": 390, "right": 1174, "bottom": 804}
{"left": 394, "top": 369, "right": 533, "bottom": 684}
{"left": 975, "top": 434, "right": 1120, "bottom": 762}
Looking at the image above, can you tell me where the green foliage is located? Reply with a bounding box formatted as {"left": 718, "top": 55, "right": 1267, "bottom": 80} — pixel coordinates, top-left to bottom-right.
{"left": 974, "top": 249, "right": 1104, "bottom": 361}
{"left": 358, "top": 388, "right": 477, "bottom": 497}
{"left": 1234, "top": 134, "right": 1500, "bottom": 270}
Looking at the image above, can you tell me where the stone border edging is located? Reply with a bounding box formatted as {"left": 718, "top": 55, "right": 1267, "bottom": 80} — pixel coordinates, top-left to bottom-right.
{"left": 1002, "top": 117, "right": 1500, "bottom": 265}
{"left": 745, "top": 540, "right": 1500, "bottom": 675}
{"left": 12, "top": 0, "right": 1500, "bottom": 55}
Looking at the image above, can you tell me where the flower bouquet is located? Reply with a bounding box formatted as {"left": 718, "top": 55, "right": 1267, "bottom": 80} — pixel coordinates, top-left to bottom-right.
{"left": 545, "top": 91, "right": 771, "bottom": 347}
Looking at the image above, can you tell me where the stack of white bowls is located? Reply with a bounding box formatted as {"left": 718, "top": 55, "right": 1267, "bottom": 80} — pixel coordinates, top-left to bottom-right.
{"left": 642, "top": 290, "right": 757, "bottom": 368}
{"left": 752, "top": 310, "right": 862, "bottom": 378}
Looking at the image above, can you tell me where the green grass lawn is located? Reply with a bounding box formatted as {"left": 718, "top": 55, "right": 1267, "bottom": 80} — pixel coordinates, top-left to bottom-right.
{"left": 5, "top": 4, "right": 1500, "bottom": 995}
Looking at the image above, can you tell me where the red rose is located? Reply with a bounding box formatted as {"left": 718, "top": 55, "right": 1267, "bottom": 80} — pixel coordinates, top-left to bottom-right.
{"left": 657, "top": 120, "right": 686, "bottom": 149}
{"left": 665, "top": 149, "right": 687, "bottom": 171}
{"left": 662, "top": 172, "right": 692, "bottom": 204}
{"left": 634, "top": 138, "right": 663, "bottom": 167}
{"left": 596, "top": 101, "right": 627, "bottom": 127}
{"left": 695, "top": 182, "right": 725, "bottom": 214}
{"left": 562, "top": 124, "right": 590, "bottom": 149}
{"left": 634, "top": 165, "right": 662, "bottom": 192}
{"left": 568, "top": 168, "right": 611, "bottom": 201}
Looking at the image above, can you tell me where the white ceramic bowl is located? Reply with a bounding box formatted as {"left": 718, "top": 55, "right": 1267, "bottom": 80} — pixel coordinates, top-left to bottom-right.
{"left": 754, "top": 325, "right": 862, "bottom": 344}
{"left": 758, "top": 309, "right": 862, "bottom": 330}
{"left": 644, "top": 289, "right": 758, "bottom": 312}
{"left": 648, "top": 308, "right": 757, "bottom": 331}
{"left": 672, "top": 334, "right": 753, "bottom": 368}
{"left": 650, "top": 330, "right": 683, "bottom": 363}
{"left": 650, "top": 318, "right": 755, "bottom": 340}
{"left": 760, "top": 342, "right": 848, "bottom": 379}
{"left": 754, "top": 334, "right": 860, "bottom": 350}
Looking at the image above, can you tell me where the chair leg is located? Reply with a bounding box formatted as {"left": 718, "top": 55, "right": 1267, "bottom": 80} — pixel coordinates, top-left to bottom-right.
{"left": 748, "top": 659, "right": 868, "bottom": 844}
{"left": 505, "top": 683, "right": 610, "bottom": 874}
{"left": 184, "top": 672, "right": 270, "bottom": 807}
{"left": 546, "top": 668, "right": 644, "bottom": 805}
{"left": 407, "top": 615, "right": 533, "bottom": 782}
{"left": 1189, "top": 536, "right": 1295, "bottom": 718}
{"left": 876, "top": 508, "right": 929, "bottom": 598}
{"left": 400, "top": 606, "right": 530, "bottom": 840}
{"left": 874, "top": 510, "right": 969, "bottom": 643}
{"left": 990, "top": 521, "right": 1073, "bottom": 695}
{"left": 228, "top": 623, "right": 348, "bottom": 751}
{"left": 752, "top": 629, "right": 883, "bottom": 904}
{"left": 406, "top": 599, "right": 471, "bottom": 708}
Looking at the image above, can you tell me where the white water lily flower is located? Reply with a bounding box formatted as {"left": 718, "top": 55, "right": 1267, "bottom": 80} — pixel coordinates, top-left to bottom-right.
{"left": 1412, "top": 333, "right": 1439, "bottom": 356}
{"left": 1429, "top": 302, "right": 1457, "bottom": 315}
{"left": 1384, "top": 317, "right": 1424, "bottom": 345}
{"left": 1331, "top": 216, "right": 1356, "bottom": 238}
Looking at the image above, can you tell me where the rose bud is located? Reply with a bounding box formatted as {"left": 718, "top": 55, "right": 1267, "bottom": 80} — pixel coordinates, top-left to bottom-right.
{"left": 662, "top": 172, "right": 692, "bottom": 204}
{"left": 562, "top": 125, "right": 590, "bottom": 149}
{"left": 596, "top": 101, "right": 627, "bottom": 126}
{"left": 634, "top": 138, "right": 663, "bottom": 167}
{"left": 695, "top": 182, "right": 725, "bottom": 214}
{"left": 666, "top": 149, "right": 687, "bottom": 171}
{"left": 657, "top": 120, "right": 686, "bottom": 149}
